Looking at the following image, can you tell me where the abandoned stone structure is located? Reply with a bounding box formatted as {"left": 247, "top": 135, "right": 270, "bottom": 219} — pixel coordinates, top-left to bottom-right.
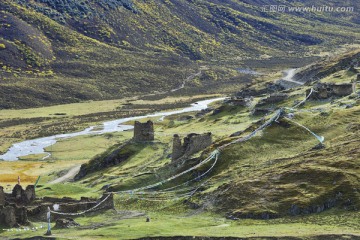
{"left": 0, "top": 186, "right": 5, "bottom": 206}
{"left": 0, "top": 184, "right": 35, "bottom": 227}
{"left": 133, "top": 120, "right": 154, "bottom": 142}
{"left": 224, "top": 97, "right": 249, "bottom": 107}
{"left": 256, "top": 93, "right": 288, "bottom": 107}
{"left": 307, "top": 82, "right": 356, "bottom": 100}
{"left": 0, "top": 184, "right": 114, "bottom": 227}
{"left": 172, "top": 133, "right": 212, "bottom": 161}
{"left": 251, "top": 108, "right": 272, "bottom": 116}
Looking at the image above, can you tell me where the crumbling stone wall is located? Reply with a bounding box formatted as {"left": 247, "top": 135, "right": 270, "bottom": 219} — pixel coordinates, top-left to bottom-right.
{"left": 11, "top": 184, "right": 35, "bottom": 204}
{"left": 30, "top": 194, "right": 114, "bottom": 221}
{"left": 133, "top": 120, "right": 154, "bottom": 142}
{"left": 24, "top": 185, "right": 36, "bottom": 203}
{"left": 224, "top": 97, "right": 248, "bottom": 107}
{"left": 0, "top": 206, "right": 16, "bottom": 227}
{"left": 0, "top": 185, "right": 113, "bottom": 227}
{"left": 257, "top": 93, "right": 288, "bottom": 107}
{"left": 0, "top": 185, "right": 35, "bottom": 227}
{"left": 0, "top": 186, "right": 5, "bottom": 206}
{"left": 172, "top": 133, "right": 212, "bottom": 161}
{"left": 308, "top": 82, "right": 356, "bottom": 100}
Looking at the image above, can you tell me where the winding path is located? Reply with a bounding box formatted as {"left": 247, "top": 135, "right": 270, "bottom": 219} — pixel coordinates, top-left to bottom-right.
{"left": 49, "top": 165, "right": 81, "bottom": 184}
{"left": 281, "top": 68, "right": 304, "bottom": 85}
{"left": 171, "top": 70, "right": 202, "bottom": 92}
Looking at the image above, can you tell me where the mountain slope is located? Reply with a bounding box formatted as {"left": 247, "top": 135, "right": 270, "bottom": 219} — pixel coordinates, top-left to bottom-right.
{"left": 1, "top": 0, "right": 360, "bottom": 108}
{"left": 69, "top": 50, "right": 359, "bottom": 220}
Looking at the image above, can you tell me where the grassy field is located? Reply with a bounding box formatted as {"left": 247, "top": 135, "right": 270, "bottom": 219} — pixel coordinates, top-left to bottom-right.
{"left": 1, "top": 208, "right": 359, "bottom": 239}
{"left": 0, "top": 93, "right": 224, "bottom": 189}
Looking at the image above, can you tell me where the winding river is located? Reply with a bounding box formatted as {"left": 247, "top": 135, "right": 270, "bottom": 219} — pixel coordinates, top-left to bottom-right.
{"left": 0, "top": 98, "right": 224, "bottom": 161}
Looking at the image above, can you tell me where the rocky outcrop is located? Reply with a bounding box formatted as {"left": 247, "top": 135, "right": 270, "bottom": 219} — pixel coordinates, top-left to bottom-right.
{"left": 307, "top": 82, "right": 356, "bottom": 100}
{"left": 133, "top": 120, "right": 154, "bottom": 142}
{"left": 172, "top": 133, "right": 212, "bottom": 161}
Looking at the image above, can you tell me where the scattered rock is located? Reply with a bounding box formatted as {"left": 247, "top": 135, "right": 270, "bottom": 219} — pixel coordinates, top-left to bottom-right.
{"left": 256, "top": 93, "right": 288, "bottom": 107}
{"left": 229, "top": 130, "right": 244, "bottom": 137}
{"left": 251, "top": 108, "right": 272, "bottom": 116}
{"left": 311, "top": 143, "right": 325, "bottom": 150}
{"left": 212, "top": 106, "right": 226, "bottom": 115}
{"left": 54, "top": 218, "right": 80, "bottom": 229}
{"left": 183, "top": 200, "right": 200, "bottom": 209}
{"left": 177, "top": 115, "right": 193, "bottom": 121}
{"left": 195, "top": 108, "right": 213, "bottom": 118}
{"left": 308, "top": 82, "right": 356, "bottom": 100}
{"left": 223, "top": 97, "right": 249, "bottom": 107}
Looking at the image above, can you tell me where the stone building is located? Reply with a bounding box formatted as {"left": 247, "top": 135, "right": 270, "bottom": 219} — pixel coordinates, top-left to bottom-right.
{"left": 0, "top": 184, "right": 114, "bottom": 227}
{"left": 307, "top": 82, "right": 356, "bottom": 100}
{"left": 133, "top": 120, "right": 154, "bottom": 142}
{"left": 0, "top": 184, "right": 34, "bottom": 227}
{"left": 172, "top": 133, "right": 212, "bottom": 161}
{"left": 256, "top": 93, "right": 288, "bottom": 107}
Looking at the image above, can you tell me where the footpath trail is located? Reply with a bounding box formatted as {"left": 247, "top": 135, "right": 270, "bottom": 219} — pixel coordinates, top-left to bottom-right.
{"left": 49, "top": 165, "right": 81, "bottom": 184}
{"left": 171, "top": 70, "right": 203, "bottom": 92}
{"left": 281, "top": 68, "right": 305, "bottom": 85}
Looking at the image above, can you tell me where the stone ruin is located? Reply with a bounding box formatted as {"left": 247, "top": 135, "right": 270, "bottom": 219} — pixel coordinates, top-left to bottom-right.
{"left": 0, "top": 184, "right": 114, "bottom": 227}
{"left": 307, "top": 82, "right": 356, "bottom": 100}
{"left": 133, "top": 120, "right": 154, "bottom": 142}
{"left": 0, "top": 184, "right": 36, "bottom": 227}
{"left": 172, "top": 133, "right": 212, "bottom": 161}
{"left": 256, "top": 93, "right": 288, "bottom": 107}
{"left": 224, "top": 96, "right": 249, "bottom": 107}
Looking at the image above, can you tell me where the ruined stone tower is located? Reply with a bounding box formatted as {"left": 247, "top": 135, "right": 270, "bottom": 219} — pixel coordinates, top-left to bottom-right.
{"left": 172, "top": 132, "right": 212, "bottom": 161}
{"left": 133, "top": 120, "right": 154, "bottom": 142}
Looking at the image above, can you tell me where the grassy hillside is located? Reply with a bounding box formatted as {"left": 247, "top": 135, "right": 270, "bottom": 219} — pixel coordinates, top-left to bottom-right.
{"left": 0, "top": 50, "right": 359, "bottom": 239}
{"left": 0, "top": 0, "right": 360, "bottom": 108}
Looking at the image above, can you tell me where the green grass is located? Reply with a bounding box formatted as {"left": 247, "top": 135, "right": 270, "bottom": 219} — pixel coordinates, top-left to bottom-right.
{"left": 2, "top": 209, "right": 359, "bottom": 239}
{"left": 1, "top": 56, "right": 360, "bottom": 239}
